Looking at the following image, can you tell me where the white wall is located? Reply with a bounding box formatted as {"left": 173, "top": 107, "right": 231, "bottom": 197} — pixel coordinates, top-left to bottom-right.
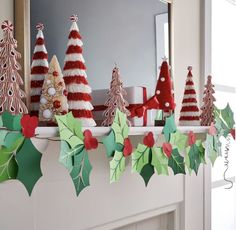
{"left": 0, "top": 0, "right": 204, "bottom": 230}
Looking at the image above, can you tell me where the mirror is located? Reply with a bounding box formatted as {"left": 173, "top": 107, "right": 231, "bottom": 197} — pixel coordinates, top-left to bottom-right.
{"left": 30, "top": 0, "right": 170, "bottom": 97}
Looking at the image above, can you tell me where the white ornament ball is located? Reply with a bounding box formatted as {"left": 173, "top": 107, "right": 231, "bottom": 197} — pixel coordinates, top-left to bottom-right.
{"left": 165, "top": 102, "right": 170, "bottom": 107}
{"left": 156, "top": 90, "right": 161, "bottom": 95}
{"left": 43, "top": 109, "right": 52, "bottom": 119}
{"left": 48, "top": 87, "right": 56, "bottom": 96}
{"left": 46, "top": 80, "right": 51, "bottom": 85}
{"left": 40, "top": 97, "right": 47, "bottom": 104}
{"left": 161, "top": 77, "right": 165, "bottom": 82}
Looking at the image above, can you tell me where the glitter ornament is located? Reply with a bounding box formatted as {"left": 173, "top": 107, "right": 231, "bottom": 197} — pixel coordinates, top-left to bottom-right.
{"left": 43, "top": 109, "right": 52, "bottom": 119}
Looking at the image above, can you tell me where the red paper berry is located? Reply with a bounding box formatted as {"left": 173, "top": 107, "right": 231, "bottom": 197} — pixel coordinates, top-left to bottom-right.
{"left": 123, "top": 138, "right": 133, "bottom": 157}
{"left": 53, "top": 71, "right": 59, "bottom": 77}
{"left": 53, "top": 100, "right": 61, "bottom": 109}
{"left": 143, "top": 132, "right": 155, "bottom": 148}
{"left": 20, "top": 115, "right": 39, "bottom": 138}
{"left": 83, "top": 130, "right": 98, "bottom": 150}
{"left": 162, "top": 143, "right": 173, "bottom": 158}
{"left": 188, "top": 131, "right": 196, "bottom": 146}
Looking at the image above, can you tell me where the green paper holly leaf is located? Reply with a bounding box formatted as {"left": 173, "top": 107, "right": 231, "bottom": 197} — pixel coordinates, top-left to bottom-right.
{"left": 16, "top": 139, "right": 42, "bottom": 195}
{"left": 186, "top": 141, "right": 204, "bottom": 175}
{"left": 1, "top": 112, "right": 22, "bottom": 131}
{"left": 169, "top": 131, "right": 188, "bottom": 152}
{"left": 140, "top": 163, "right": 155, "bottom": 186}
{"left": 214, "top": 104, "right": 235, "bottom": 137}
{"left": 0, "top": 137, "right": 24, "bottom": 182}
{"left": 0, "top": 130, "right": 8, "bottom": 145}
{"left": 55, "top": 112, "right": 84, "bottom": 149}
{"left": 163, "top": 115, "right": 177, "bottom": 142}
{"left": 204, "top": 134, "right": 221, "bottom": 166}
{"left": 112, "top": 109, "right": 129, "bottom": 145}
{"left": 70, "top": 148, "right": 92, "bottom": 196}
{"left": 151, "top": 147, "right": 169, "bottom": 175}
{"left": 168, "top": 148, "right": 186, "bottom": 175}
{"left": 4, "top": 132, "right": 23, "bottom": 149}
{"left": 110, "top": 151, "right": 125, "bottom": 183}
{"left": 102, "top": 130, "right": 123, "bottom": 158}
{"left": 132, "top": 144, "right": 149, "bottom": 174}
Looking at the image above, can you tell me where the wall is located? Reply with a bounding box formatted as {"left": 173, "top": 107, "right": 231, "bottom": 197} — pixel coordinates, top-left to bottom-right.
{"left": 0, "top": 0, "right": 204, "bottom": 230}
{"left": 30, "top": 0, "right": 167, "bottom": 94}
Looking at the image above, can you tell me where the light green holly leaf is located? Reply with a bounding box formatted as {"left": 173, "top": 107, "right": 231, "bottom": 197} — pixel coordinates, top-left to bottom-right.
{"left": 16, "top": 139, "right": 42, "bottom": 195}
{"left": 70, "top": 148, "right": 92, "bottom": 196}
{"left": 4, "top": 132, "right": 23, "bottom": 149}
{"left": 140, "top": 163, "right": 155, "bottom": 186}
{"left": 168, "top": 148, "right": 186, "bottom": 175}
{"left": 2, "top": 112, "right": 22, "bottom": 131}
{"left": 163, "top": 114, "right": 177, "bottom": 142}
{"left": 132, "top": 144, "right": 149, "bottom": 174}
{"left": 55, "top": 112, "right": 84, "bottom": 149}
{"left": 151, "top": 147, "right": 169, "bottom": 175}
{"left": 0, "top": 130, "right": 8, "bottom": 145}
{"left": 0, "top": 116, "right": 3, "bottom": 127}
{"left": 110, "top": 151, "right": 125, "bottom": 183}
{"left": 169, "top": 131, "right": 188, "bottom": 152}
{"left": 185, "top": 152, "right": 191, "bottom": 174}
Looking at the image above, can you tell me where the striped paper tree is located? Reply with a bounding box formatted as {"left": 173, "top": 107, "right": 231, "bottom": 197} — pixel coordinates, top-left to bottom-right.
{"left": 30, "top": 23, "right": 49, "bottom": 116}
{"left": 179, "top": 66, "right": 200, "bottom": 126}
{"left": 63, "top": 15, "right": 96, "bottom": 127}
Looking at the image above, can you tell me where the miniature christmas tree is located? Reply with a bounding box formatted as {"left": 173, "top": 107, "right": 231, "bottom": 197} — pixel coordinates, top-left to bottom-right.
{"left": 200, "top": 75, "right": 216, "bottom": 126}
{"left": 0, "top": 20, "right": 28, "bottom": 115}
{"left": 102, "top": 66, "right": 130, "bottom": 126}
{"left": 39, "top": 55, "right": 68, "bottom": 123}
{"left": 63, "top": 14, "right": 96, "bottom": 127}
{"left": 30, "top": 23, "right": 49, "bottom": 116}
{"left": 179, "top": 66, "right": 200, "bottom": 126}
{"left": 155, "top": 58, "right": 175, "bottom": 115}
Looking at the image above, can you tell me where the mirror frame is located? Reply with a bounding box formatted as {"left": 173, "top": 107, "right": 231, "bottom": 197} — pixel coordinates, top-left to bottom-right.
{"left": 14, "top": 0, "right": 172, "bottom": 111}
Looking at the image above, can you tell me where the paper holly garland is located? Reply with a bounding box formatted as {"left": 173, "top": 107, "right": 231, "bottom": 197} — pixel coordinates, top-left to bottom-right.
{"left": 55, "top": 112, "right": 98, "bottom": 196}
{"left": 102, "top": 109, "right": 132, "bottom": 183}
{"left": 0, "top": 112, "right": 42, "bottom": 195}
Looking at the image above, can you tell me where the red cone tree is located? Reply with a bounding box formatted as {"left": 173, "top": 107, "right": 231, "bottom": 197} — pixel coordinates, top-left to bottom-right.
{"left": 30, "top": 23, "right": 49, "bottom": 116}
{"left": 0, "top": 20, "right": 28, "bottom": 115}
{"left": 63, "top": 15, "right": 96, "bottom": 127}
{"left": 102, "top": 66, "right": 130, "bottom": 126}
{"left": 155, "top": 58, "right": 175, "bottom": 113}
{"left": 200, "top": 75, "right": 216, "bottom": 126}
{"left": 179, "top": 67, "right": 200, "bottom": 126}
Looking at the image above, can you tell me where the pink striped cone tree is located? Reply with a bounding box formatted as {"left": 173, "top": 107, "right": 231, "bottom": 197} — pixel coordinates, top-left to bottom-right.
{"left": 63, "top": 15, "right": 96, "bottom": 127}
{"left": 0, "top": 20, "right": 28, "bottom": 115}
{"left": 179, "top": 66, "right": 200, "bottom": 126}
{"left": 30, "top": 23, "right": 49, "bottom": 116}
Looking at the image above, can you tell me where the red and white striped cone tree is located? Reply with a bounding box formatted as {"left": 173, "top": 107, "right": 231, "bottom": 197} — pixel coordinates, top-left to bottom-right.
{"left": 30, "top": 23, "right": 49, "bottom": 116}
{"left": 179, "top": 66, "right": 200, "bottom": 126}
{"left": 63, "top": 15, "right": 96, "bottom": 127}
{"left": 0, "top": 20, "right": 28, "bottom": 115}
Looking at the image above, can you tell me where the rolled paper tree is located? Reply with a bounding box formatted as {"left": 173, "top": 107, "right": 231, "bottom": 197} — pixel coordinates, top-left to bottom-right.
{"left": 179, "top": 66, "right": 200, "bottom": 126}
{"left": 39, "top": 55, "right": 68, "bottom": 123}
{"left": 63, "top": 14, "right": 96, "bottom": 127}
{"left": 200, "top": 75, "right": 216, "bottom": 126}
{"left": 30, "top": 23, "right": 49, "bottom": 116}
{"left": 102, "top": 66, "right": 130, "bottom": 126}
{"left": 0, "top": 20, "right": 28, "bottom": 115}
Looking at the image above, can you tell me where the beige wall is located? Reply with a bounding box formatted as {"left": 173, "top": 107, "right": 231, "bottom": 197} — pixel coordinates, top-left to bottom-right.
{"left": 0, "top": 0, "right": 14, "bottom": 36}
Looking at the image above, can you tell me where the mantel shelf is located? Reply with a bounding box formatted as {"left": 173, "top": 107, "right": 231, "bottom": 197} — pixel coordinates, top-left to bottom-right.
{"left": 35, "top": 126, "right": 209, "bottom": 138}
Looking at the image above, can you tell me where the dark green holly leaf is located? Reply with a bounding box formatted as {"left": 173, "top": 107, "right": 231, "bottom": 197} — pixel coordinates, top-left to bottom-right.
{"left": 16, "top": 139, "right": 42, "bottom": 195}
{"left": 186, "top": 143, "right": 202, "bottom": 175}
{"left": 168, "top": 148, "right": 185, "bottom": 175}
{"left": 163, "top": 115, "right": 177, "bottom": 142}
{"left": 140, "top": 163, "right": 155, "bottom": 186}
{"left": 2, "top": 112, "right": 22, "bottom": 131}
{"left": 70, "top": 148, "right": 92, "bottom": 196}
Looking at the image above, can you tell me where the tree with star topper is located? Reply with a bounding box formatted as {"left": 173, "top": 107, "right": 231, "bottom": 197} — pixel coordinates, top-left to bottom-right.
{"left": 39, "top": 55, "right": 68, "bottom": 123}
{"left": 63, "top": 14, "right": 96, "bottom": 127}
{"left": 200, "top": 75, "right": 216, "bottom": 126}
{"left": 102, "top": 65, "right": 130, "bottom": 126}
{"left": 0, "top": 20, "right": 28, "bottom": 115}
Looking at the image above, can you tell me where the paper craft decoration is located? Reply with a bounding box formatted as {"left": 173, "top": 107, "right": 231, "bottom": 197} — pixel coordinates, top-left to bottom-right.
{"left": 30, "top": 23, "right": 49, "bottom": 116}
{"left": 102, "top": 66, "right": 130, "bottom": 126}
{"left": 63, "top": 14, "right": 96, "bottom": 127}
{"left": 55, "top": 112, "right": 98, "bottom": 196}
{"left": 20, "top": 115, "right": 39, "bottom": 138}
{"left": 0, "top": 20, "right": 28, "bottom": 115}
{"left": 102, "top": 109, "right": 132, "bottom": 183}
{"left": 39, "top": 55, "right": 68, "bottom": 123}
{"left": 200, "top": 75, "right": 216, "bottom": 126}
{"left": 0, "top": 112, "right": 42, "bottom": 195}
{"left": 179, "top": 66, "right": 200, "bottom": 126}
{"left": 155, "top": 58, "right": 175, "bottom": 113}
